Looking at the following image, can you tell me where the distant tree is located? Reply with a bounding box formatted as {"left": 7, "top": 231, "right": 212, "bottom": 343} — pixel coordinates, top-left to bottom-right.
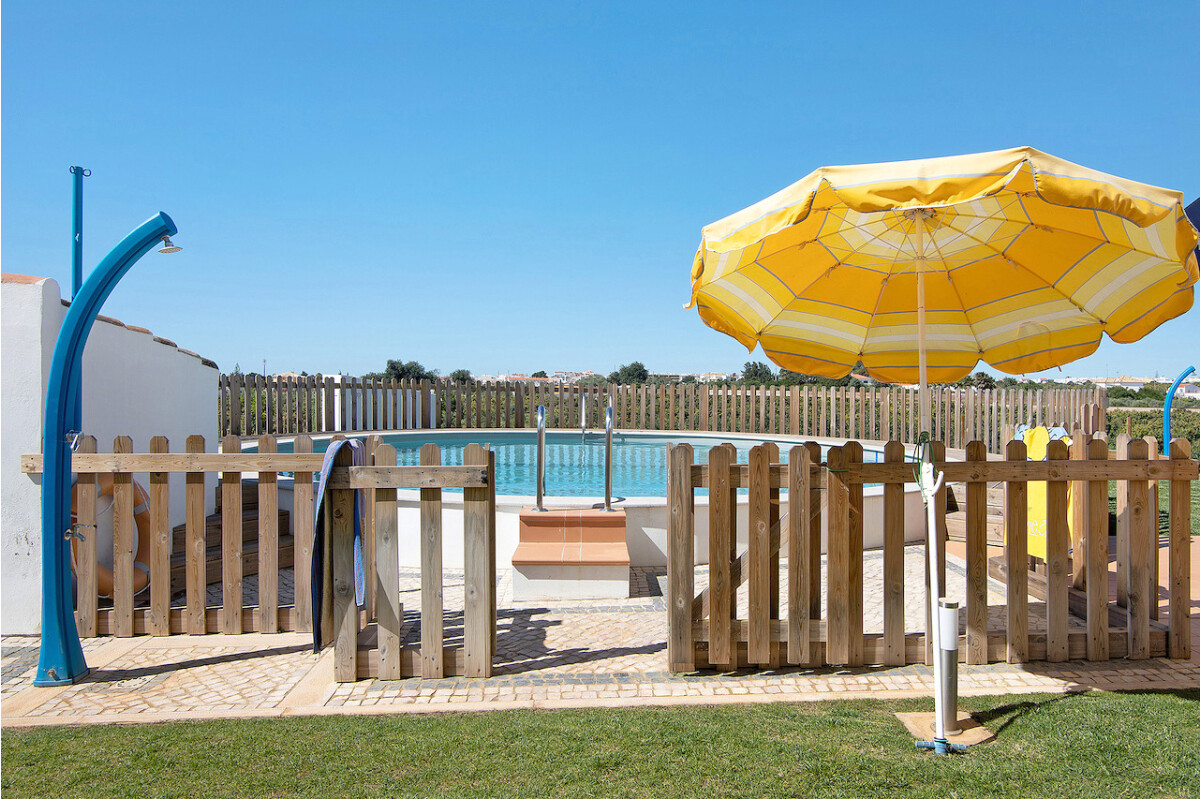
{"left": 681, "top": 374, "right": 696, "bottom": 383}
{"left": 577, "top": 374, "right": 608, "bottom": 386}
{"left": 385, "top": 359, "right": 438, "bottom": 381}
{"left": 449, "top": 368, "right": 472, "bottom": 382}
{"left": 532, "top": 370, "right": 547, "bottom": 378}
{"left": 607, "top": 361, "right": 650, "bottom": 384}
{"left": 955, "top": 371, "right": 996, "bottom": 390}
{"left": 741, "top": 361, "right": 776, "bottom": 384}
{"left": 1139, "top": 382, "right": 1167, "bottom": 402}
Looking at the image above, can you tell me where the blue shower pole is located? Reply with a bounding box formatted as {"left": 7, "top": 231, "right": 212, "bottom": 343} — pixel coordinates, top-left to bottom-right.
{"left": 1163, "top": 366, "right": 1196, "bottom": 454}
{"left": 69, "top": 167, "right": 90, "bottom": 434}
{"left": 35, "top": 212, "right": 178, "bottom": 686}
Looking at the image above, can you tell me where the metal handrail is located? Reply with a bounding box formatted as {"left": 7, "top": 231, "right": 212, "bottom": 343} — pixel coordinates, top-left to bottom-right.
{"left": 604, "top": 396, "right": 614, "bottom": 511}
{"left": 535, "top": 405, "right": 546, "bottom": 512}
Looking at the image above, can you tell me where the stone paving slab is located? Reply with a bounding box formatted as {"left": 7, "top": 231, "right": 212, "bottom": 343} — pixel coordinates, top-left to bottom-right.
{"left": 4, "top": 547, "right": 1198, "bottom": 729}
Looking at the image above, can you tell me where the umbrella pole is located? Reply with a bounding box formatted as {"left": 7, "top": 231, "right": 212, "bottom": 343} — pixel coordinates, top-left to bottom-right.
{"left": 913, "top": 211, "right": 932, "bottom": 437}
{"left": 909, "top": 209, "right": 962, "bottom": 754}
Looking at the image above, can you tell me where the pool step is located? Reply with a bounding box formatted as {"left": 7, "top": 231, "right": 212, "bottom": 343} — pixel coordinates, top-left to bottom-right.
{"left": 169, "top": 507, "right": 292, "bottom": 594}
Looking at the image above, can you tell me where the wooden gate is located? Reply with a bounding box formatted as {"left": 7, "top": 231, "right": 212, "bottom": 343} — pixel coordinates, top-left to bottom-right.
{"left": 327, "top": 442, "right": 497, "bottom": 682}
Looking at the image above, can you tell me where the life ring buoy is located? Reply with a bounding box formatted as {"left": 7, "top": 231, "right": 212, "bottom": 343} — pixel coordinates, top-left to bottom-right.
{"left": 71, "top": 472, "right": 152, "bottom": 598}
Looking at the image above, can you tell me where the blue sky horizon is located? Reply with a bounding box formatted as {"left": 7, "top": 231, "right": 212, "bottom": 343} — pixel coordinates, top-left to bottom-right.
{"left": 4, "top": 2, "right": 1198, "bottom": 382}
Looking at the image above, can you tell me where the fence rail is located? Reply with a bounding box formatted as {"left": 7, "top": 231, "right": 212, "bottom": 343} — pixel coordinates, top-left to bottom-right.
{"left": 219, "top": 374, "right": 1103, "bottom": 453}
{"left": 666, "top": 435, "right": 1195, "bottom": 672}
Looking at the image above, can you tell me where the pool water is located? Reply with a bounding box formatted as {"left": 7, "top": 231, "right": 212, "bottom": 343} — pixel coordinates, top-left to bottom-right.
{"left": 283, "top": 431, "right": 885, "bottom": 498}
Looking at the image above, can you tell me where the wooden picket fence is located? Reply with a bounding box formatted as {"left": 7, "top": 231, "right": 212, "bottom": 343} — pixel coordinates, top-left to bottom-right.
{"left": 23, "top": 434, "right": 496, "bottom": 661}
{"left": 666, "top": 435, "right": 1195, "bottom": 672}
{"left": 220, "top": 373, "right": 1102, "bottom": 455}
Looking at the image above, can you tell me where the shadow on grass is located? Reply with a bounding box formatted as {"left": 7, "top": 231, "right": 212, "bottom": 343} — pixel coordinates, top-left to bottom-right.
{"left": 968, "top": 686, "right": 1200, "bottom": 740}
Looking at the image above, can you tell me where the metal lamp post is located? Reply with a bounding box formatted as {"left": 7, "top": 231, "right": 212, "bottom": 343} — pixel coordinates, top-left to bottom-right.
{"left": 35, "top": 211, "right": 181, "bottom": 686}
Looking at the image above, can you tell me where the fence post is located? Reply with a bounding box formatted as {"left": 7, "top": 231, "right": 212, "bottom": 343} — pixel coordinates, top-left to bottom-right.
{"left": 667, "top": 444, "right": 695, "bottom": 673}
{"left": 463, "top": 443, "right": 494, "bottom": 677}
{"left": 1168, "top": 438, "right": 1192, "bottom": 660}
{"left": 331, "top": 444, "right": 358, "bottom": 682}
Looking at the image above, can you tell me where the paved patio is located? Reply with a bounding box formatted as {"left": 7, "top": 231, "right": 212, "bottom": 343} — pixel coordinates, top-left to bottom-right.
{"left": 4, "top": 540, "right": 1198, "bottom": 729}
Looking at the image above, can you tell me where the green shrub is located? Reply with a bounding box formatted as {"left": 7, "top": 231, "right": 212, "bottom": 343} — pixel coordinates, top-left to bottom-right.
{"left": 1106, "top": 408, "right": 1200, "bottom": 454}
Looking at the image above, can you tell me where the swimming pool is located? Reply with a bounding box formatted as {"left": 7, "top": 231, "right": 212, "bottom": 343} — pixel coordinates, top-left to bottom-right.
{"left": 284, "top": 430, "right": 887, "bottom": 498}
{"left": 267, "top": 429, "right": 926, "bottom": 568}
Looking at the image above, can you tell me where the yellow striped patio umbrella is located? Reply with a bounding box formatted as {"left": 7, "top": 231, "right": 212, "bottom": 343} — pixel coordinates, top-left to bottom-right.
{"left": 688, "top": 146, "right": 1199, "bottom": 434}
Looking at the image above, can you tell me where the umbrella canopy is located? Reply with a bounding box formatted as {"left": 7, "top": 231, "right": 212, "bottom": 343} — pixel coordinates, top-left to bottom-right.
{"left": 689, "top": 147, "right": 1199, "bottom": 390}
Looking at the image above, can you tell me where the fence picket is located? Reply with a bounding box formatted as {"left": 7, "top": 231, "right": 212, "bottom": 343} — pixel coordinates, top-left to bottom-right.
{"left": 826, "top": 445, "right": 850, "bottom": 665}
{"left": 883, "top": 440, "right": 905, "bottom": 665}
{"left": 1006, "top": 440, "right": 1028, "bottom": 663}
{"left": 667, "top": 444, "right": 695, "bottom": 672}
{"left": 1169, "top": 439, "right": 1192, "bottom": 660}
{"left": 75, "top": 436, "right": 98, "bottom": 637}
{"left": 965, "top": 440, "right": 988, "bottom": 664}
{"left": 221, "top": 435, "right": 243, "bottom": 635}
{"left": 149, "top": 436, "right": 171, "bottom": 636}
{"left": 1086, "top": 438, "right": 1109, "bottom": 660}
{"left": 420, "top": 443, "right": 444, "bottom": 677}
{"left": 1126, "top": 437, "right": 1152, "bottom": 659}
{"left": 294, "top": 435, "right": 314, "bottom": 633}
{"left": 374, "top": 444, "right": 401, "bottom": 679}
{"left": 708, "top": 445, "right": 733, "bottom": 670}
{"left": 1046, "top": 439, "right": 1070, "bottom": 662}
{"left": 112, "top": 435, "right": 135, "bottom": 638}
{"left": 788, "top": 445, "right": 812, "bottom": 665}
{"left": 258, "top": 436, "right": 279, "bottom": 633}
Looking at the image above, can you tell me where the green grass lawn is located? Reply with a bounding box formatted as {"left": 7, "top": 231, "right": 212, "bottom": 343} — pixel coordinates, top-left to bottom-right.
{"left": 4, "top": 690, "right": 1199, "bottom": 798}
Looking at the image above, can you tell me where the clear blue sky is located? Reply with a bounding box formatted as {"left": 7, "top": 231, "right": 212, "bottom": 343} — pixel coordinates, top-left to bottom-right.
{"left": 5, "top": 2, "right": 1199, "bottom": 381}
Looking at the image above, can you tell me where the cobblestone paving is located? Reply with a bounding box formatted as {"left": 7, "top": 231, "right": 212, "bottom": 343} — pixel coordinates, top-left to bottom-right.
{"left": 5, "top": 546, "right": 1197, "bottom": 728}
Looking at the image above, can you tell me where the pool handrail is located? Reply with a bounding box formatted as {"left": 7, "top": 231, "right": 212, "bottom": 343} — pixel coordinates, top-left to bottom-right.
{"left": 535, "top": 405, "right": 546, "bottom": 511}
{"left": 604, "top": 397, "right": 614, "bottom": 511}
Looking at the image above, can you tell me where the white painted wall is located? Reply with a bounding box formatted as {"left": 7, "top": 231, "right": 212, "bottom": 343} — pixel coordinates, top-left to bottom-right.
{"left": 2, "top": 274, "right": 219, "bottom": 634}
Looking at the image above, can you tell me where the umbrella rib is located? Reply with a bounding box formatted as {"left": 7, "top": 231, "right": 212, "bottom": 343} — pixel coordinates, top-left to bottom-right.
{"left": 952, "top": 192, "right": 1175, "bottom": 261}
{"left": 859, "top": 210, "right": 916, "bottom": 360}
{"left": 921, "top": 212, "right": 987, "bottom": 357}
